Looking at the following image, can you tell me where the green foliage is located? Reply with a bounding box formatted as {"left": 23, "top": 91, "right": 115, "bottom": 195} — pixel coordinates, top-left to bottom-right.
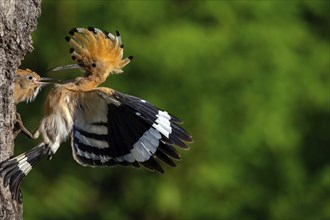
{"left": 16, "top": 1, "right": 329, "bottom": 220}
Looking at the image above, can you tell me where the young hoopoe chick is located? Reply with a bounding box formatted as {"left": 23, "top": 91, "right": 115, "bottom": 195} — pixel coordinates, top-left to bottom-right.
{"left": 13, "top": 68, "right": 54, "bottom": 139}
{"left": 1, "top": 27, "right": 193, "bottom": 202}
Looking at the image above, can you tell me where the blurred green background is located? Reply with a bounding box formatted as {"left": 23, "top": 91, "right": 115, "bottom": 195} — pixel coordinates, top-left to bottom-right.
{"left": 16, "top": 1, "right": 329, "bottom": 220}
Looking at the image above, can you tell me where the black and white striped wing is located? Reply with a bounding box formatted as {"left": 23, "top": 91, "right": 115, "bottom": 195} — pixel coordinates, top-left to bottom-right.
{"left": 71, "top": 88, "right": 192, "bottom": 173}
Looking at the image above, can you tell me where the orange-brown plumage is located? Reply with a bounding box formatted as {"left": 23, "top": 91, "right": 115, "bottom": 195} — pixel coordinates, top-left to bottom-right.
{"left": 66, "top": 28, "right": 131, "bottom": 86}
{"left": 1, "top": 27, "right": 192, "bottom": 202}
{"left": 37, "top": 27, "right": 131, "bottom": 151}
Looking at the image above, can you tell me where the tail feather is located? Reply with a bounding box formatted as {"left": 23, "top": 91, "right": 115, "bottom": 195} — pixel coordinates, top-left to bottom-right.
{"left": 0, "top": 143, "right": 48, "bottom": 203}
{"left": 10, "top": 171, "right": 25, "bottom": 202}
{"left": 3, "top": 166, "right": 20, "bottom": 187}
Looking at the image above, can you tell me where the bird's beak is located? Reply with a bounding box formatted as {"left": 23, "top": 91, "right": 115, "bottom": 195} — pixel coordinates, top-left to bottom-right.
{"left": 48, "top": 64, "right": 82, "bottom": 72}
{"left": 37, "top": 77, "right": 60, "bottom": 84}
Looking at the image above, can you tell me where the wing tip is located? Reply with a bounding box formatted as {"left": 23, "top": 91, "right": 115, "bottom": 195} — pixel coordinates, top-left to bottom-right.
{"left": 140, "top": 158, "right": 165, "bottom": 174}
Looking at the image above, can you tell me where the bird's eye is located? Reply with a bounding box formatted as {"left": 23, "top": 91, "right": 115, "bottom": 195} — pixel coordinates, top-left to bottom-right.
{"left": 92, "top": 63, "right": 96, "bottom": 68}
{"left": 28, "top": 76, "right": 33, "bottom": 80}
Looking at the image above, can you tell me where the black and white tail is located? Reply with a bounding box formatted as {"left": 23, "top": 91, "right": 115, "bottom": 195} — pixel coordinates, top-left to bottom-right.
{"left": 0, "top": 143, "right": 48, "bottom": 202}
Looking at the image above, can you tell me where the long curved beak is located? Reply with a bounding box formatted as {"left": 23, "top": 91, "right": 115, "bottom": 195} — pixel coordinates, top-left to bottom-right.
{"left": 48, "top": 64, "right": 82, "bottom": 73}
{"left": 38, "top": 77, "right": 61, "bottom": 84}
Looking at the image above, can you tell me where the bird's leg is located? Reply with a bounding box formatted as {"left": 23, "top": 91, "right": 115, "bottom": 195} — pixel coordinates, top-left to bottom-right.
{"left": 32, "top": 130, "right": 40, "bottom": 139}
{"left": 47, "top": 143, "right": 59, "bottom": 160}
{"left": 13, "top": 124, "right": 22, "bottom": 140}
{"left": 14, "top": 112, "right": 37, "bottom": 140}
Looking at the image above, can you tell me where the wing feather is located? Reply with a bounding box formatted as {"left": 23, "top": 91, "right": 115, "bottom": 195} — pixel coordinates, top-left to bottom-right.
{"left": 70, "top": 88, "right": 192, "bottom": 173}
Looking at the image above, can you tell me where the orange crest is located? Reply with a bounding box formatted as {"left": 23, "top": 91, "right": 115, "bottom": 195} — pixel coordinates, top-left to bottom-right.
{"left": 65, "top": 27, "right": 132, "bottom": 75}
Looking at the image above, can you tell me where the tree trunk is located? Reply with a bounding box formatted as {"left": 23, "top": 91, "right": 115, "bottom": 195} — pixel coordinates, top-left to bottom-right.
{"left": 0, "top": 0, "right": 41, "bottom": 219}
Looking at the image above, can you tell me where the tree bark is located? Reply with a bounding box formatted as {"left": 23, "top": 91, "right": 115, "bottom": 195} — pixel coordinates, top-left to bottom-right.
{"left": 0, "top": 0, "right": 41, "bottom": 219}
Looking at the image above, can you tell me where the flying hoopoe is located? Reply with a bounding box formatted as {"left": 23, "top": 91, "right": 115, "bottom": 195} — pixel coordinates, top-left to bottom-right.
{"left": 13, "top": 68, "right": 54, "bottom": 139}
{"left": 0, "top": 27, "right": 193, "bottom": 202}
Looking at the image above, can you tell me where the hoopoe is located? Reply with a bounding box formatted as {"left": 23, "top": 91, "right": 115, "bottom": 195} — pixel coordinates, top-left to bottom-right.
{"left": 13, "top": 68, "right": 54, "bottom": 139}
{"left": 0, "top": 27, "right": 193, "bottom": 202}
